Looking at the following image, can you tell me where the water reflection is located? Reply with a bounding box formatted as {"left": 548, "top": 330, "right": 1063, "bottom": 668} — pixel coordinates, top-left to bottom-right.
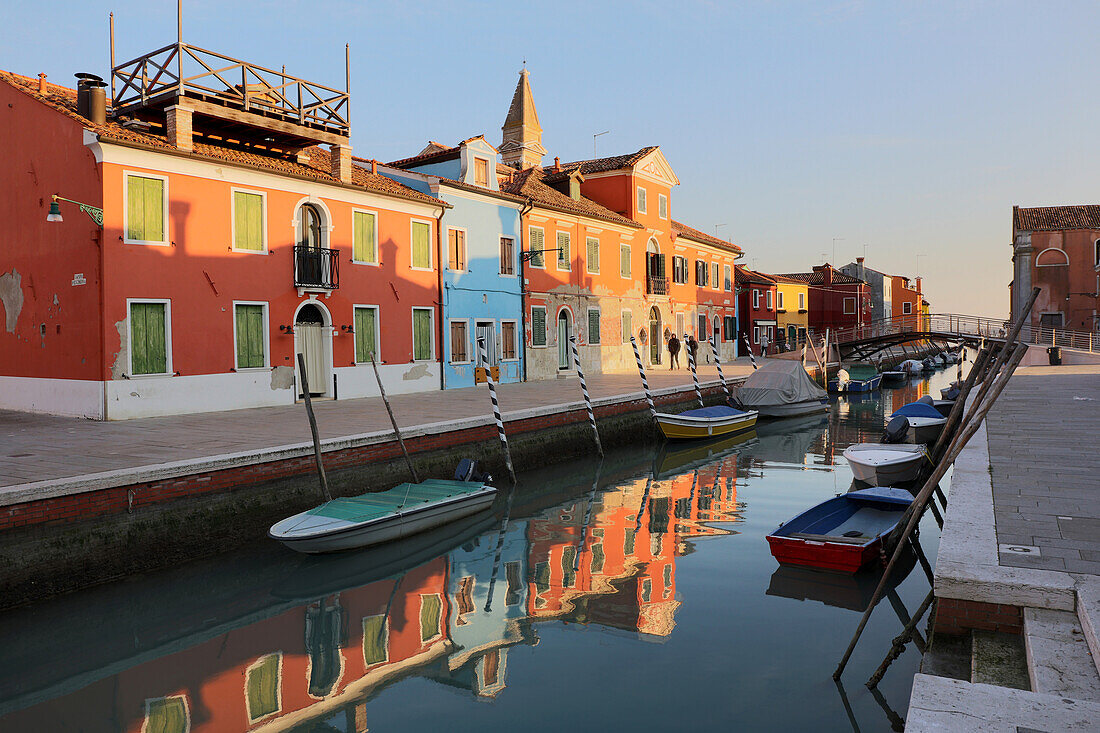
{"left": 0, "top": 371, "right": 957, "bottom": 732}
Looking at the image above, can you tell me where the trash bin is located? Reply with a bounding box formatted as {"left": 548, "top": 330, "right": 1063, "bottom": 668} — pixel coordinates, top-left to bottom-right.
{"left": 1047, "top": 346, "right": 1062, "bottom": 365}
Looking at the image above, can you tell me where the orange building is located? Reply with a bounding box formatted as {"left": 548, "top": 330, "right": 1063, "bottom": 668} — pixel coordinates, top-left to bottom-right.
{"left": 890, "top": 274, "right": 923, "bottom": 331}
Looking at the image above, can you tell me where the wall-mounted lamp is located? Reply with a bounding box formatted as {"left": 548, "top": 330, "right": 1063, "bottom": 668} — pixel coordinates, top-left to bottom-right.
{"left": 340, "top": 325, "right": 355, "bottom": 333}
{"left": 47, "top": 194, "right": 104, "bottom": 227}
{"left": 279, "top": 325, "right": 295, "bottom": 335}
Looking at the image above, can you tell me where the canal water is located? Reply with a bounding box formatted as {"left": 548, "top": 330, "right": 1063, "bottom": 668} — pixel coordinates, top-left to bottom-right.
{"left": 0, "top": 367, "right": 963, "bottom": 732}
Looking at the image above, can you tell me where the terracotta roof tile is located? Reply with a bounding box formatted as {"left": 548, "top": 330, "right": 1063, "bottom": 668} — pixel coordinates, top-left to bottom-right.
{"left": 500, "top": 168, "right": 642, "bottom": 229}
{"left": 779, "top": 269, "right": 864, "bottom": 286}
{"left": 1013, "top": 204, "right": 1100, "bottom": 231}
{"left": 768, "top": 273, "right": 808, "bottom": 285}
{"left": 0, "top": 70, "right": 444, "bottom": 207}
{"left": 671, "top": 220, "right": 742, "bottom": 255}
{"left": 547, "top": 146, "right": 659, "bottom": 177}
{"left": 734, "top": 265, "right": 776, "bottom": 286}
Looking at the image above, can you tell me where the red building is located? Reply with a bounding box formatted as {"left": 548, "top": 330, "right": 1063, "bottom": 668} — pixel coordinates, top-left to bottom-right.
{"left": 735, "top": 265, "right": 778, "bottom": 355}
{"left": 780, "top": 264, "right": 871, "bottom": 337}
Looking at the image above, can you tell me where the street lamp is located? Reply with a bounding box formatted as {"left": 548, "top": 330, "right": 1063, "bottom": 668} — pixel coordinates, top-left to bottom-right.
{"left": 45, "top": 194, "right": 103, "bottom": 227}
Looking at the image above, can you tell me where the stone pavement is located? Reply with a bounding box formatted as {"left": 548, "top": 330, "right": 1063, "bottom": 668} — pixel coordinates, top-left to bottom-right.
{"left": 0, "top": 361, "right": 754, "bottom": 493}
{"left": 988, "top": 365, "right": 1100, "bottom": 576}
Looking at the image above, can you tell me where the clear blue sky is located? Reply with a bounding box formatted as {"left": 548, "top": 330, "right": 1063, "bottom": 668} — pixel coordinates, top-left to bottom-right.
{"left": 5, "top": 1, "right": 1098, "bottom": 318}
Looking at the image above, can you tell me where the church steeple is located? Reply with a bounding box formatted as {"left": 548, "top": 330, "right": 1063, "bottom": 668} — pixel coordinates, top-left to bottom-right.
{"left": 500, "top": 68, "right": 547, "bottom": 169}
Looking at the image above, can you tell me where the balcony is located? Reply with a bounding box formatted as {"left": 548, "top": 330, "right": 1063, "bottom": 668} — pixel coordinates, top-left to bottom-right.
{"left": 294, "top": 245, "right": 340, "bottom": 290}
{"left": 647, "top": 275, "right": 669, "bottom": 296}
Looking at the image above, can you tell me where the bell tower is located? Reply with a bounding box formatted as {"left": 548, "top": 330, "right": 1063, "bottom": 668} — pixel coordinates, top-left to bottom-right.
{"left": 500, "top": 68, "right": 547, "bottom": 169}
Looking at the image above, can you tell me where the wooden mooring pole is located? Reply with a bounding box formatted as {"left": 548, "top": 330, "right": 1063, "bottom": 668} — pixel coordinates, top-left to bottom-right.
{"left": 370, "top": 355, "right": 419, "bottom": 483}
{"left": 296, "top": 353, "right": 332, "bottom": 503}
{"left": 570, "top": 336, "right": 603, "bottom": 456}
{"left": 479, "top": 337, "right": 516, "bottom": 485}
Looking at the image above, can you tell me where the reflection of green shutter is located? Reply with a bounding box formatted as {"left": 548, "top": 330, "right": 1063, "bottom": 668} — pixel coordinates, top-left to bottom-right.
{"left": 355, "top": 307, "right": 377, "bottom": 362}
{"left": 413, "top": 309, "right": 432, "bottom": 360}
{"left": 130, "top": 302, "right": 167, "bottom": 375}
{"left": 420, "top": 595, "right": 441, "bottom": 641}
{"left": 412, "top": 221, "right": 430, "bottom": 268}
{"left": 624, "top": 528, "right": 636, "bottom": 555}
{"left": 588, "top": 309, "right": 600, "bottom": 344}
{"left": 234, "top": 192, "right": 263, "bottom": 251}
{"left": 362, "top": 615, "right": 387, "bottom": 665}
{"left": 530, "top": 229, "right": 544, "bottom": 267}
{"left": 531, "top": 308, "right": 546, "bottom": 347}
{"left": 561, "top": 546, "right": 576, "bottom": 588}
{"left": 246, "top": 654, "right": 280, "bottom": 722}
{"left": 145, "top": 696, "right": 188, "bottom": 733}
{"left": 236, "top": 304, "right": 265, "bottom": 368}
{"left": 591, "top": 542, "right": 605, "bottom": 573}
{"left": 533, "top": 561, "right": 550, "bottom": 593}
{"left": 354, "top": 211, "right": 376, "bottom": 262}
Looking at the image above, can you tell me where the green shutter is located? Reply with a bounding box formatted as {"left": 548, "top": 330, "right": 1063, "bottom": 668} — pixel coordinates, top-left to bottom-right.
{"left": 127, "top": 176, "right": 164, "bottom": 242}
{"left": 354, "top": 211, "right": 376, "bottom": 263}
{"left": 246, "top": 655, "right": 280, "bottom": 721}
{"left": 530, "top": 229, "right": 544, "bottom": 267}
{"left": 236, "top": 304, "right": 265, "bottom": 368}
{"left": 145, "top": 697, "right": 188, "bottom": 733}
{"left": 412, "top": 221, "right": 430, "bottom": 268}
{"left": 420, "top": 594, "right": 442, "bottom": 641}
{"left": 355, "top": 307, "right": 377, "bottom": 362}
{"left": 557, "top": 232, "right": 569, "bottom": 268}
{"left": 362, "top": 615, "right": 387, "bottom": 665}
{"left": 587, "top": 237, "right": 599, "bottom": 273}
{"left": 144, "top": 177, "right": 163, "bottom": 242}
{"left": 130, "top": 302, "right": 167, "bottom": 375}
{"left": 127, "top": 176, "right": 144, "bottom": 241}
{"left": 588, "top": 309, "right": 600, "bottom": 344}
{"left": 622, "top": 312, "right": 632, "bottom": 343}
{"left": 413, "top": 309, "right": 432, "bottom": 360}
{"left": 532, "top": 308, "right": 546, "bottom": 347}
{"left": 620, "top": 245, "right": 631, "bottom": 277}
{"left": 234, "top": 192, "right": 263, "bottom": 251}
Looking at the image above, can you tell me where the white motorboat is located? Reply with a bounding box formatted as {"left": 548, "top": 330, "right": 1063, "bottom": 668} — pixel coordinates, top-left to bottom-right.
{"left": 899, "top": 359, "right": 924, "bottom": 375}
{"left": 736, "top": 360, "right": 829, "bottom": 418}
{"left": 843, "top": 444, "right": 928, "bottom": 486}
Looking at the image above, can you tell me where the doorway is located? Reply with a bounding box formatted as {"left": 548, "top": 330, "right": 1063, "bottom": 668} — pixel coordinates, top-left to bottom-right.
{"left": 476, "top": 321, "right": 497, "bottom": 366}
{"left": 649, "top": 306, "right": 662, "bottom": 365}
{"left": 557, "top": 310, "right": 572, "bottom": 370}
{"left": 295, "top": 303, "right": 329, "bottom": 397}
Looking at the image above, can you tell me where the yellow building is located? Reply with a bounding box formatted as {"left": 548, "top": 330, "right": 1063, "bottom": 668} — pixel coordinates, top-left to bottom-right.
{"left": 772, "top": 275, "right": 810, "bottom": 349}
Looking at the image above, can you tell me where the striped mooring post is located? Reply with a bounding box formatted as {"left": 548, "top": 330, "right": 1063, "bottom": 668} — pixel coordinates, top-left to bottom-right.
{"left": 709, "top": 336, "right": 731, "bottom": 401}
{"left": 741, "top": 335, "right": 759, "bottom": 370}
{"left": 686, "top": 333, "right": 704, "bottom": 407}
{"left": 570, "top": 336, "right": 603, "bottom": 456}
{"left": 477, "top": 337, "right": 516, "bottom": 484}
{"left": 629, "top": 336, "right": 658, "bottom": 419}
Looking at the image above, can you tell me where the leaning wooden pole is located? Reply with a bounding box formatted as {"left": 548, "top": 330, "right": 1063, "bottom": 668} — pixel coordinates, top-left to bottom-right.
{"left": 296, "top": 353, "right": 332, "bottom": 503}
{"left": 630, "top": 336, "right": 658, "bottom": 419}
{"left": 478, "top": 337, "right": 516, "bottom": 484}
{"left": 686, "top": 335, "right": 704, "bottom": 408}
{"left": 570, "top": 336, "right": 603, "bottom": 456}
{"left": 930, "top": 346, "right": 990, "bottom": 462}
{"left": 961, "top": 288, "right": 1039, "bottom": 425}
{"left": 833, "top": 343, "right": 1028, "bottom": 679}
{"left": 370, "top": 355, "right": 418, "bottom": 483}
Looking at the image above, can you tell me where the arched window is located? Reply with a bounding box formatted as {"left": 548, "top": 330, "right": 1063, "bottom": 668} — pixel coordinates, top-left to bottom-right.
{"left": 299, "top": 204, "right": 323, "bottom": 249}
{"left": 1035, "top": 247, "right": 1069, "bottom": 267}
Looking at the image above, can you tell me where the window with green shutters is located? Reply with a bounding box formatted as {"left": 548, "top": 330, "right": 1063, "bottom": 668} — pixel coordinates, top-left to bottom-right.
{"left": 246, "top": 654, "right": 281, "bottom": 722}
{"left": 588, "top": 308, "right": 601, "bottom": 344}
{"left": 144, "top": 696, "right": 188, "bottom": 733}
{"left": 129, "top": 301, "right": 168, "bottom": 375}
{"left": 235, "top": 303, "right": 266, "bottom": 369}
{"left": 362, "top": 615, "right": 388, "bottom": 666}
{"left": 620, "top": 244, "right": 631, "bottom": 278}
{"left": 412, "top": 308, "right": 433, "bottom": 360}
{"left": 354, "top": 211, "right": 377, "bottom": 263}
{"left": 556, "top": 232, "right": 570, "bottom": 271}
{"left": 621, "top": 311, "right": 632, "bottom": 343}
{"left": 354, "top": 306, "right": 377, "bottom": 363}
{"left": 529, "top": 228, "right": 545, "bottom": 267}
{"left": 531, "top": 306, "right": 547, "bottom": 346}
{"left": 126, "top": 174, "right": 165, "bottom": 243}
{"left": 411, "top": 221, "right": 431, "bottom": 268}
{"left": 420, "top": 594, "right": 442, "bottom": 641}
{"left": 586, "top": 237, "right": 599, "bottom": 273}
{"left": 233, "top": 191, "right": 264, "bottom": 251}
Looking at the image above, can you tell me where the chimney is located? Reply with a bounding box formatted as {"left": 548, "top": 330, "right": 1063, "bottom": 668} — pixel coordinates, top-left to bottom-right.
{"left": 915, "top": 276, "right": 922, "bottom": 295}
{"left": 166, "top": 105, "right": 194, "bottom": 152}
{"left": 331, "top": 143, "right": 352, "bottom": 183}
{"left": 822, "top": 264, "right": 833, "bottom": 286}
{"left": 553, "top": 156, "right": 561, "bottom": 171}
{"left": 856, "top": 256, "right": 864, "bottom": 264}
{"left": 75, "top": 73, "right": 106, "bottom": 124}
{"left": 37, "top": 73, "right": 47, "bottom": 94}
{"left": 371, "top": 159, "right": 378, "bottom": 175}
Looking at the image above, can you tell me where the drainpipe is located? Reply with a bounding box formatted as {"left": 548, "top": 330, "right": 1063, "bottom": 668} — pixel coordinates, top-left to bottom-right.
{"left": 519, "top": 197, "right": 533, "bottom": 383}
{"left": 436, "top": 205, "right": 446, "bottom": 391}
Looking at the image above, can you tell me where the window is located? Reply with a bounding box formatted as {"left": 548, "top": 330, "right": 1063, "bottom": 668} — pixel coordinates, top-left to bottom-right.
{"left": 713, "top": 315, "right": 721, "bottom": 342}
{"left": 903, "top": 301, "right": 913, "bottom": 315}
{"left": 501, "top": 321, "right": 517, "bottom": 359}
{"left": 712, "top": 263, "right": 720, "bottom": 290}
{"left": 588, "top": 308, "right": 601, "bottom": 344}
{"left": 531, "top": 306, "right": 547, "bottom": 347}
{"left": 450, "top": 320, "right": 469, "bottom": 363}
{"left": 129, "top": 301, "right": 169, "bottom": 375}
{"left": 561, "top": 546, "right": 577, "bottom": 588}
{"left": 474, "top": 157, "right": 489, "bottom": 187}
{"left": 1035, "top": 248, "right": 1070, "bottom": 267}
{"left": 505, "top": 561, "right": 522, "bottom": 605}
{"left": 767, "top": 290, "right": 774, "bottom": 310}
{"left": 798, "top": 292, "right": 806, "bottom": 311}
{"left": 448, "top": 228, "right": 467, "bottom": 271}
{"left": 234, "top": 303, "right": 266, "bottom": 369}
{"left": 411, "top": 220, "right": 432, "bottom": 269}
{"left": 672, "top": 256, "right": 687, "bottom": 284}
{"left": 637, "top": 186, "right": 647, "bottom": 214}
{"left": 620, "top": 244, "right": 631, "bottom": 278}
{"left": 586, "top": 237, "right": 600, "bottom": 274}
{"left": 246, "top": 654, "right": 281, "bottom": 722}
{"left": 843, "top": 297, "right": 856, "bottom": 314}
{"left": 724, "top": 265, "right": 732, "bottom": 291}
{"left": 500, "top": 237, "right": 515, "bottom": 275}
{"left": 641, "top": 578, "right": 652, "bottom": 603}
{"left": 353, "top": 210, "right": 378, "bottom": 263}
{"left": 557, "top": 232, "right": 571, "bottom": 271}
{"left": 676, "top": 313, "right": 685, "bottom": 336}
{"left": 420, "top": 594, "right": 443, "bottom": 642}
{"left": 777, "top": 291, "right": 784, "bottom": 310}
{"left": 624, "top": 527, "right": 637, "bottom": 555}
{"left": 144, "top": 696, "right": 189, "bottom": 733}
{"left": 412, "top": 308, "right": 433, "bottom": 360}
{"left": 695, "top": 260, "right": 707, "bottom": 286}
{"left": 753, "top": 325, "right": 760, "bottom": 344}
{"left": 354, "top": 306, "right": 378, "bottom": 363}
{"left": 125, "top": 173, "right": 166, "bottom": 243}
{"left": 529, "top": 227, "right": 545, "bottom": 268}
{"left": 658, "top": 193, "right": 668, "bottom": 219}
{"left": 698, "top": 315, "right": 707, "bottom": 338}
{"left": 753, "top": 290, "right": 760, "bottom": 309}
{"left": 621, "top": 310, "right": 632, "bottom": 343}
{"left": 233, "top": 190, "right": 265, "bottom": 252}
{"left": 298, "top": 203, "right": 323, "bottom": 248}
{"left": 362, "top": 615, "right": 389, "bottom": 666}
{"left": 723, "top": 315, "right": 736, "bottom": 340}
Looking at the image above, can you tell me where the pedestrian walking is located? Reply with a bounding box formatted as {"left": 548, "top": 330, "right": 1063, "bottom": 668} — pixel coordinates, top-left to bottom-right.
{"left": 685, "top": 334, "right": 699, "bottom": 364}
{"left": 667, "top": 333, "right": 681, "bottom": 369}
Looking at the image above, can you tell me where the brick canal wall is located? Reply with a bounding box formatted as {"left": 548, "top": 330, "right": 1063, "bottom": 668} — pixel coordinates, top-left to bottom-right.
{"left": 0, "top": 383, "right": 729, "bottom": 608}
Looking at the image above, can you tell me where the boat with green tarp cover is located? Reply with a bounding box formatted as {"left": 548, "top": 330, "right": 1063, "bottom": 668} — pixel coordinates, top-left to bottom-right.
{"left": 270, "top": 476, "right": 497, "bottom": 554}
{"left": 828, "top": 363, "right": 882, "bottom": 393}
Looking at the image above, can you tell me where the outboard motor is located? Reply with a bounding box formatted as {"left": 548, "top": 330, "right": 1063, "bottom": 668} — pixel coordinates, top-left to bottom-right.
{"left": 943, "top": 385, "right": 961, "bottom": 401}
{"left": 454, "top": 458, "right": 490, "bottom": 484}
{"left": 882, "top": 414, "right": 910, "bottom": 444}
{"left": 917, "top": 395, "right": 935, "bottom": 406}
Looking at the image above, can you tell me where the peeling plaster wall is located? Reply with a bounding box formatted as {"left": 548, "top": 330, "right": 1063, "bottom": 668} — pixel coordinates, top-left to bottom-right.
{"left": 0, "top": 270, "right": 24, "bottom": 332}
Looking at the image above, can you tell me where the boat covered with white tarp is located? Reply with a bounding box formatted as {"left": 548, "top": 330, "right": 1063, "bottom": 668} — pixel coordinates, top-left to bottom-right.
{"left": 736, "top": 360, "right": 829, "bottom": 418}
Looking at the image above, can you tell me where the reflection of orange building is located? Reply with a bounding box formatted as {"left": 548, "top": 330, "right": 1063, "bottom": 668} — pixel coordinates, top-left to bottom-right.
{"left": 3, "top": 559, "right": 451, "bottom": 732}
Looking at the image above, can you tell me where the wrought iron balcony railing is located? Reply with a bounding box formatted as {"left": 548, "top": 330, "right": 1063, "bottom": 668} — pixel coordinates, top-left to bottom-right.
{"left": 294, "top": 245, "right": 339, "bottom": 290}
{"left": 646, "top": 275, "right": 669, "bottom": 296}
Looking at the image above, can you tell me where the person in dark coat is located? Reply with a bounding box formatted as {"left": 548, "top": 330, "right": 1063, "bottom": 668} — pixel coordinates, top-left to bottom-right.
{"left": 685, "top": 334, "right": 699, "bottom": 365}
{"left": 667, "top": 334, "right": 681, "bottom": 369}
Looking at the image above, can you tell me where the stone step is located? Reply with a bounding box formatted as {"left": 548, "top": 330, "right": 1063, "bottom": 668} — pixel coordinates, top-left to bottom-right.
{"left": 1024, "top": 607, "right": 1100, "bottom": 701}
{"left": 1077, "top": 581, "right": 1100, "bottom": 677}
{"left": 971, "top": 630, "right": 1029, "bottom": 690}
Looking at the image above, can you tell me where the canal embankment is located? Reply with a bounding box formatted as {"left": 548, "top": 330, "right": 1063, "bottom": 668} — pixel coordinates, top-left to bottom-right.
{"left": 0, "top": 365, "right": 753, "bottom": 607}
{"left": 908, "top": 363, "right": 1100, "bottom": 730}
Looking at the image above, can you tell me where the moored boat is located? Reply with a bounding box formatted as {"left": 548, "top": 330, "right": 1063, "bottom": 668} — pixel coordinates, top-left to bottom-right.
{"left": 842, "top": 444, "right": 928, "bottom": 486}
{"left": 828, "top": 363, "right": 883, "bottom": 393}
{"left": 899, "top": 359, "right": 924, "bottom": 375}
{"left": 881, "top": 370, "right": 906, "bottom": 385}
{"left": 656, "top": 405, "right": 758, "bottom": 440}
{"left": 736, "top": 360, "right": 829, "bottom": 418}
{"left": 766, "top": 487, "right": 914, "bottom": 573}
{"left": 891, "top": 401, "right": 948, "bottom": 444}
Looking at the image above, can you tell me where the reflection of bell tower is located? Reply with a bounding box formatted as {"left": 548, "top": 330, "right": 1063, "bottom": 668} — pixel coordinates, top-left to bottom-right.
{"left": 500, "top": 68, "right": 547, "bottom": 169}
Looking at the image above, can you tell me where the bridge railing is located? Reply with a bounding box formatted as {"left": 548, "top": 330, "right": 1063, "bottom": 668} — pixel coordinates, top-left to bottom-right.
{"left": 1019, "top": 324, "right": 1097, "bottom": 352}
{"left": 832, "top": 313, "right": 1098, "bottom": 353}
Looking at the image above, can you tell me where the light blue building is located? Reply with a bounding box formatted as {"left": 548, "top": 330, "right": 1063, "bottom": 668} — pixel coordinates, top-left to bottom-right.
{"left": 376, "top": 137, "right": 525, "bottom": 389}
